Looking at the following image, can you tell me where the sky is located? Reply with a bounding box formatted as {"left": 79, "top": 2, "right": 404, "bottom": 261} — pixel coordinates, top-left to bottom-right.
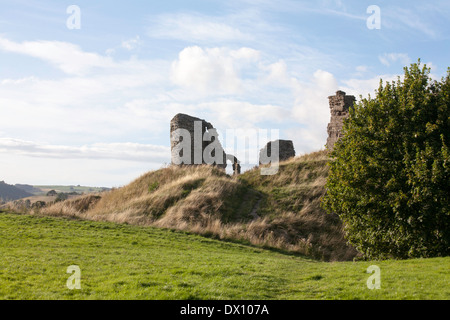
{"left": 0, "top": 0, "right": 449, "bottom": 187}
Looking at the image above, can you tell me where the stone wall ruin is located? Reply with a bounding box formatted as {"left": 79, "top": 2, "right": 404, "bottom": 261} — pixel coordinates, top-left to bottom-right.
{"left": 170, "top": 113, "right": 240, "bottom": 175}
{"left": 326, "top": 90, "right": 356, "bottom": 151}
{"left": 259, "top": 139, "right": 295, "bottom": 165}
{"left": 170, "top": 90, "right": 353, "bottom": 175}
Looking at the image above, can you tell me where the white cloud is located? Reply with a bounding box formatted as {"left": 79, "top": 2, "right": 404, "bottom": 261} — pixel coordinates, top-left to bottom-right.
{"left": 147, "top": 13, "right": 251, "bottom": 43}
{"left": 261, "top": 60, "right": 293, "bottom": 87}
{"left": 105, "top": 48, "right": 115, "bottom": 56}
{"left": 342, "top": 61, "right": 439, "bottom": 99}
{"left": 292, "top": 69, "right": 338, "bottom": 123}
{"left": 356, "top": 65, "right": 368, "bottom": 73}
{"left": 0, "top": 52, "right": 171, "bottom": 143}
{"left": 0, "top": 36, "right": 115, "bottom": 76}
{"left": 288, "top": 69, "right": 339, "bottom": 151}
{"left": 284, "top": 126, "right": 327, "bottom": 154}
{"left": 0, "top": 138, "right": 170, "bottom": 163}
{"left": 342, "top": 73, "right": 404, "bottom": 99}
{"left": 383, "top": 7, "right": 438, "bottom": 39}
{"left": 121, "top": 36, "right": 141, "bottom": 51}
{"left": 1, "top": 32, "right": 429, "bottom": 185}
{"left": 0, "top": 76, "right": 37, "bottom": 85}
{"left": 0, "top": 152, "right": 161, "bottom": 187}
{"left": 198, "top": 100, "right": 287, "bottom": 129}
{"left": 379, "top": 53, "right": 411, "bottom": 67}
{"left": 170, "top": 46, "right": 260, "bottom": 95}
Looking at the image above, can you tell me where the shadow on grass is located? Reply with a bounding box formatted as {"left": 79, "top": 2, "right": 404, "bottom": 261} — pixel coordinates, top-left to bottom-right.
{"left": 176, "top": 228, "right": 321, "bottom": 262}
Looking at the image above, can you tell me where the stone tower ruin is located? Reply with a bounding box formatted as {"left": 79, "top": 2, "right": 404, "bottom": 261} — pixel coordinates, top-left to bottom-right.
{"left": 326, "top": 90, "right": 356, "bottom": 151}
{"left": 170, "top": 113, "right": 240, "bottom": 174}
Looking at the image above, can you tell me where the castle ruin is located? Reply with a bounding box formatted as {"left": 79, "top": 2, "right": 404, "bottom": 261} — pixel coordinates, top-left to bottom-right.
{"left": 170, "top": 113, "right": 240, "bottom": 175}
{"left": 326, "top": 90, "right": 356, "bottom": 151}
{"left": 259, "top": 140, "right": 295, "bottom": 165}
{"left": 170, "top": 90, "right": 352, "bottom": 174}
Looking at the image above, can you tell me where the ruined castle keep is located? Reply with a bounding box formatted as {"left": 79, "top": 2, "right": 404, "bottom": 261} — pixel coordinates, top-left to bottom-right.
{"left": 326, "top": 90, "right": 356, "bottom": 151}
{"left": 170, "top": 90, "right": 351, "bottom": 174}
{"left": 170, "top": 113, "right": 240, "bottom": 174}
{"left": 259, "top": 140, "right": 295, "bottom": 165}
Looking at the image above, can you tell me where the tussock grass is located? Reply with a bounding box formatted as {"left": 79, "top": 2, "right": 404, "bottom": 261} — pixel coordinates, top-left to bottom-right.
{"left": 34, "top": 150, "right": 358, "bottom": 261}
{"left": 40, "top": 195, "right": 101, "bottom": 217}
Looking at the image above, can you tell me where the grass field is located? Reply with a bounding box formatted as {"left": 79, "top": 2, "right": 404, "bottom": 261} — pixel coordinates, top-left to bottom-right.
{"left": 0, "top": 212, "right": 448, "bottom": 300}
{"left": 33, "top": 185, "right": 109, "bottom": 195}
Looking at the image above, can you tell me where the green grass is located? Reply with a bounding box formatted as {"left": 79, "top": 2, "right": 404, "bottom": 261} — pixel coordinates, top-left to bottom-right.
{"left": 0, "top": 212, "right": 448, "bottom": 300}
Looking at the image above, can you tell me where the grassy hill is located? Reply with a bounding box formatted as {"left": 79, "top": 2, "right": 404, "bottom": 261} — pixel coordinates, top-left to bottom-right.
{"left": 38, "top": 150, "right": 357, "bottom": 261}
{"left": 0, "top": 212, "right": 448, "bottom": 300}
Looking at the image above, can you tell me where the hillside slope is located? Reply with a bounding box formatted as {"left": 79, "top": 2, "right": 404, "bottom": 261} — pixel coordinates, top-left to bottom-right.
{"left": 14, "top": 184, "right": 43, "bottom": 195}
{"left": 0, "top": 181, "right": 33, "bottom": 201}
{"left": 39, "top": 150, "right": 358, "bottom": 261}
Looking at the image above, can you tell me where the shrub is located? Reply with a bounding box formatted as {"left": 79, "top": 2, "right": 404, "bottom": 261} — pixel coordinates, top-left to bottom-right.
{"left": 322, "top": 61, "right": 450, "bottom": 259}
{"left": 55, "top": 193, "right": 68, "bottom": 202}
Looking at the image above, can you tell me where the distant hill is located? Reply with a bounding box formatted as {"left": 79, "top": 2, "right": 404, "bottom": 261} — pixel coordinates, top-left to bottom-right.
{"left": 34, "top": 185, "right": 111, "bottom": 194}
{"left": 14, "top": 184, "right": 44, "bottom": 195}
{"left": 0, "top": 181, "right": 33, "bottom": 201}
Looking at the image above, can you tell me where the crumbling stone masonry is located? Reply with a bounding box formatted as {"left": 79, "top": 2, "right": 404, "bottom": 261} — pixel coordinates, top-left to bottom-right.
{"left": 170, "top": 113, "right": 240, "bottom": 175}
{"left": 326, "top": 90, "right": 356, "bottom": 151}
{"left": 259, "top": 139, "right": 295, "bottom": 165}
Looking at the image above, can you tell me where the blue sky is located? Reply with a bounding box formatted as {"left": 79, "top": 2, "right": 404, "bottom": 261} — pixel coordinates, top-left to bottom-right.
{"left": 0, "top": 0, "right": 449, "bottom": 187}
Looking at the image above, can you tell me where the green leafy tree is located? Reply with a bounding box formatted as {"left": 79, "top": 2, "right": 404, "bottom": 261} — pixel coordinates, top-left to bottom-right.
{"left": 322, "top": 61, "right": 449, "bottom": 259}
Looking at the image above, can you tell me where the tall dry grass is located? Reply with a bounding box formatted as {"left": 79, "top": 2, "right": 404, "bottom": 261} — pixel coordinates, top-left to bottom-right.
{"left": 35, "top": 150, "right": 359, "bottom": 261}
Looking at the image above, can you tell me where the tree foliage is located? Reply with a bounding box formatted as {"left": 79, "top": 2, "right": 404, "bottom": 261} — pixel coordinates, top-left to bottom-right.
{"left": 322, "top": 61, "right": 450, "bottom": 259}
